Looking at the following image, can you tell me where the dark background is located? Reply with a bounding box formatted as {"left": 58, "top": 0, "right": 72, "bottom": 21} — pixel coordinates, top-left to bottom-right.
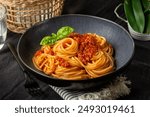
{"left": 0, "top": 0, "right": 150, "bottom": 100}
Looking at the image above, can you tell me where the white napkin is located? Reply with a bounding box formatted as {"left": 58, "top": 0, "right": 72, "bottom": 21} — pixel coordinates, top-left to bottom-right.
{"left": 49, "top": 76, "right": 131, "bottom": 100}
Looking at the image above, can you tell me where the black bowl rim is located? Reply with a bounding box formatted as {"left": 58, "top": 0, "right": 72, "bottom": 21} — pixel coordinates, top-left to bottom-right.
{"left": 17, "top": 14, "right": 135, "bottom": 82}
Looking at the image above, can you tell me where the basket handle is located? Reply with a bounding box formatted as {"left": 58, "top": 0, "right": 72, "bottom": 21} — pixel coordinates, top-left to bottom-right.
{"left": 114, "top": 3, "right": 127, "bottom": 23}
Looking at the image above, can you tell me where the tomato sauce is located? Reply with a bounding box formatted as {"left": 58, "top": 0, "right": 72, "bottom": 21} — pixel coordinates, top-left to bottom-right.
{"left": 69, "top": 33, "right": 98, "bottom": 65}
{"left": 56, "top": 56, "right": 70, "bottom": 68}
{"left": 34, "top": 50, "right": 43, "bottom": 57}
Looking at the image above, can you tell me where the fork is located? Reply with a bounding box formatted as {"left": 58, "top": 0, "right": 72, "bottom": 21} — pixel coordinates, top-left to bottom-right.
{"left": 23, "top": 70, "right": 43, "bottom": 96}
{"left": 7, "top": 42, "right": 43, "bottom": 96}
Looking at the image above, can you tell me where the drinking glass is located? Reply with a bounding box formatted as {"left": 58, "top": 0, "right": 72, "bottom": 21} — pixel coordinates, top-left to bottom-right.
{"left": 0, "top": 3, "right": 7, "bottom": 50}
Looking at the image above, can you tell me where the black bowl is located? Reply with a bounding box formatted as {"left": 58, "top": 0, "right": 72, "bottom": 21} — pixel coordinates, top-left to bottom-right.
{"left": 17, "top": 14, "right": 134, "bottom": 90}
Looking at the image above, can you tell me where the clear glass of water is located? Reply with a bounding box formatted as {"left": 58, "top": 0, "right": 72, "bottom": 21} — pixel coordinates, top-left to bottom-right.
{"left": 0, "top": 3, "right": 7, "bottom": 50}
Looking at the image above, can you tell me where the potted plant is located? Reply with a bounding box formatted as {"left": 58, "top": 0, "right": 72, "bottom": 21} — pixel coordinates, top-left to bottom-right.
{"left": 115, "top": 0, "right": 150, "bottom": 41}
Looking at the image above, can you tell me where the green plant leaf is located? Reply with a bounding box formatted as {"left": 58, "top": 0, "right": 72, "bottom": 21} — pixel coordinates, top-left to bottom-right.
{"left": 142, "top": 0, "right": 150, "bottom": 12}
{"left": 40, "top": 36, "right": 52, "bottom": 45}
{"left": 124, "top": 0, "right": 139, "bottom": 32}
{"left": 132, "top": 0, "right": 145, "bottom": 33}
{"left": 57, "top": 26, "right": 74, "bottom": 38}
{"left": 40, "top": 26, "right": 74, "bottom": 45}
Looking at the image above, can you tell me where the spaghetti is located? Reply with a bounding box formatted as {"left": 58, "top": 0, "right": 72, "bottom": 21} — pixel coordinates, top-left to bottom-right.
{"left": 32, "top": 33, "right": 115, "bottom": 80}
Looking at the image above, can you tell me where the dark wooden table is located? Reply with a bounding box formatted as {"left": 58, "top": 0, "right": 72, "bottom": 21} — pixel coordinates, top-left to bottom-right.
{"left": 1, "top": 0, "right": 150, "bottom": 100}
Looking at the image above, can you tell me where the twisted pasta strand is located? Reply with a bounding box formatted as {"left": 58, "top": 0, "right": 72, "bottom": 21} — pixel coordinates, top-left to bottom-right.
{"left": 33, "top": 33, "right": 115, "bottom": 80}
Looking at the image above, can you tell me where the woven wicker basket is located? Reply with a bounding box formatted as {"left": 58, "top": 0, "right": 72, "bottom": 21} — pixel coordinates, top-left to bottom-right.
{"left": 0, "top": 0, "right": 64, "bottom": 33}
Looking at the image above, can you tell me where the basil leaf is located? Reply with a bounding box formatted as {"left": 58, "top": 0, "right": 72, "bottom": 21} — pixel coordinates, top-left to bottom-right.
{"left": 51, "top": 33, "right": 57, "bottom": 38}
{"left": 56, "top": 34, "right": 65, "bottom": 40}
{"left": 40, "top": 26, "right": 74, "bottom": 45}
{"left": 40, "top": 36, "right": 51, "bottom": 45}
{"left": 57, "top": 26, "right": 74, "bottom": 37}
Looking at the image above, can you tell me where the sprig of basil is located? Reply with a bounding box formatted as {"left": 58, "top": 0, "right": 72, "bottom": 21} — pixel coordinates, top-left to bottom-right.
{"left": 40, "top": 26, "right": 74, "bottom": 45}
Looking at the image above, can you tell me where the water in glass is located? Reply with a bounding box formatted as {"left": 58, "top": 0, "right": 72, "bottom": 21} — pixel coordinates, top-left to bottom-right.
{"left": 0, "top": 4, "right": 7, "bottom": 50}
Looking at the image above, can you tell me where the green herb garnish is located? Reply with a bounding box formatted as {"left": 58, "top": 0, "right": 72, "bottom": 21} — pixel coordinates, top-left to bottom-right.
{"left": 40, "top": 26, "right": 74, "bottom": 45}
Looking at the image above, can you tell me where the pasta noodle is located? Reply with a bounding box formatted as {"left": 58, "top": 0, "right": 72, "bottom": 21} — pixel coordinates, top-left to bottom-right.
{"left": 32, "top": 33, "right": 115, "bottom": 80}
